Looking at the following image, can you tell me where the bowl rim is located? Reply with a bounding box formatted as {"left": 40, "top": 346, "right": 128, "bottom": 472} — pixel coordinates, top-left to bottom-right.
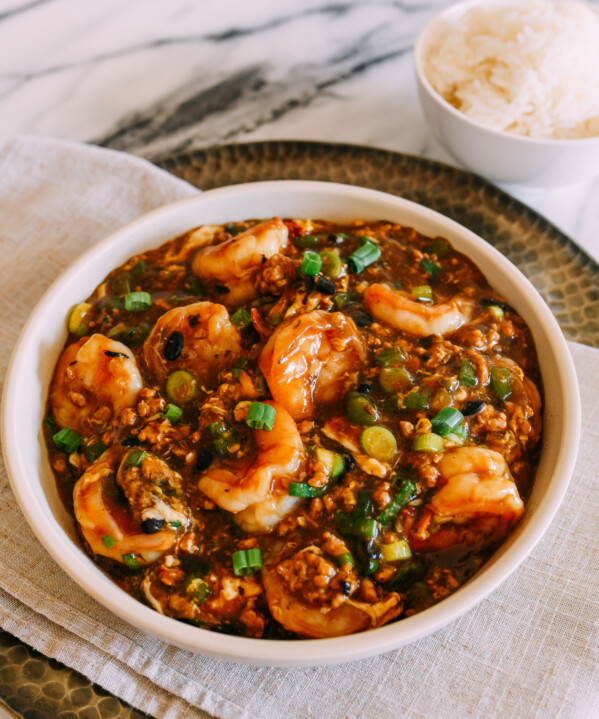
{"left": 414, "top": 0, "right": 599, "bottom": 147}
{"left": 1, "top": 180, "right": 581, "bottom": 666}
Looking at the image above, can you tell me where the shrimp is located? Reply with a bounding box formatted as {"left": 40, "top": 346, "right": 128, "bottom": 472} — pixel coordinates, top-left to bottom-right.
{"left": 73, "top": 446, "right": 182, "bottom": 564}
{"left": 51, "top": 333, "right": 143, "bottom": 436}
{"left": 363, "top": 283, "right": 474, "bottom": 337}
{"left": 198, "top": 401, "right": 306, "bottom": 531}
{"left": 191, "top": 218, "right": 289, "bottom": 306}
{"left": 143, "top": 301, "right": 241, "bottom": 390}
{"left": 410, "top": 446, "right": 524, "bottom": 552}
{"left": 262, "top": 553, "right": 401, "bottom": 638}
{"left": 259, "top": 310, "right": 368, "bottom": 421}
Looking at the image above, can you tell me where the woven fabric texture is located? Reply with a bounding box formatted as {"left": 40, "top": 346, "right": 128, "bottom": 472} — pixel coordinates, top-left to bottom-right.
{"left": 0, "top": 136, "right": 597, "bottom": 719}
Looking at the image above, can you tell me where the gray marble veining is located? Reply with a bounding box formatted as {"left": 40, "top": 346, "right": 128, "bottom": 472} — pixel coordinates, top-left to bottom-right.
{"left": 0, "top": 0, "right": 598, "bottom": 261}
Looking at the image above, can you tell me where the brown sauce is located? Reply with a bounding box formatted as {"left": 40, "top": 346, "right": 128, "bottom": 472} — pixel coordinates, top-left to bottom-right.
{"left": 44, "top": 218, "right": 542, "bottom": 639}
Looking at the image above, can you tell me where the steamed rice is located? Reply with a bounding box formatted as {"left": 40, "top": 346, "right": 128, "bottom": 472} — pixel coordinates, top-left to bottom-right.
{"left": 424, "top": 0, "right": 599, "bottom": 139}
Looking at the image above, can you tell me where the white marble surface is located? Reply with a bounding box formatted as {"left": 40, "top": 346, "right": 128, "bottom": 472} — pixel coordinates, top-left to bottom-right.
{"left": 1, "top": 0, "right": 599, "bottom": 262}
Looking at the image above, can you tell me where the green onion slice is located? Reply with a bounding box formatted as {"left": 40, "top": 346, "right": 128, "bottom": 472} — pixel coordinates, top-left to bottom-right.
{"left": 379, "top": 367, "right": 413, "bottom": 394}
{"left": 122, "top": 553, "right": 140, "bottom": 570}
{"left": 412, "top": 433, "right": 445, "bottom": 453}
{"left": 459, "top": 359, "right": 478, "bottom": 387}
{"left": 336, "top": 513, "right": 379, "bottom": 538}
{"left": 377, "top": 478, "right": 416, "bottom": 524}
{"left": 232, "top": 548, "right": 263, "bottom": 576}
{"left": 335, "top": 552, "right": 355, "bottom": 568}
{"left": 344, "top": 390, "right": 379, "bottom": 426}
{"left": 124, "top": 291, "right": 151, "bottom": 311}
{"left": 365, "top": 558, "right": 380, "bottom": 575}
{"left": 431, "top": 407, "right": 465, "bottom": 436}
{"left": 348, "top": 238, "right": 381, "bottom": 273}
{"left": 293, "top": 234, "right": 319, "bottom": 248}
{"left": 420, "top": 259, "right": 442, "bottom": 278}
{"left": 314, "top": 447, "right": 345, "bottom": 479}
{"left": 166, "top": 369, "right": 198, "bottom": 404}
{"left": 68, "top": 302, "right": 92, "bottom": 335}
{"left": 162, "top": 403, "right": 183, "bottom": 424}
{"left": 332, "top": 291, "right": 358, "bottom": 310}
{"left": 101, "top": 534, "right": 117, "bottom": 549}
{"left": 125, "top": 450, "right": 146, "bottom": 467}
{"left": 84, "top": 441, "right": 107, "bottom": 464}
{"left": 403, "top": 389, "right": 430, "bottom": 411}
{"left": 319, "top": 250, "right": 343, "bottom": 278}
{"left": 231, "top": 357, "right": 248, "bottom": 379}
{"left": 288, "top": 482, "right": 329, "bottom": 498}
{"left": 354, "top": 490, "right": 374, "bottom": 519}
{"left": 246, "top": 402, "right": 276, "bottom": 431}
{"left": 360, "top": 426, "right": 397, "bottom": 461}
{"left": 491, "top": 367, "right": 512, "bottom": 401}
{"left": 424, "top": 237, "right": 451, "bottom": 258}
{"left": 52, "top": 427, "right": 83, "bottom": 454}
{"left": 375, "top": 346, "right": 405, "bottom": 367}
{"left": 381, "top": 539, "right": 412, "bottom": 562}
{"left": 231, "top": 307, "right": 252, "bottom": 329}
{"left": 412, "top": 285, "right": 433, "bottom": 303}
{"left": 189, "top": 278, "right": 205, "bottom": 296}
{"left": 301, "top": 250, "right": 322, "bottom": 276}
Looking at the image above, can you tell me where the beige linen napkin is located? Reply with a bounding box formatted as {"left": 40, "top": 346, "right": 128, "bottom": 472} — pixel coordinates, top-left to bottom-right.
{"left": 1, "top": 135, "right": 598, "bottom": 719}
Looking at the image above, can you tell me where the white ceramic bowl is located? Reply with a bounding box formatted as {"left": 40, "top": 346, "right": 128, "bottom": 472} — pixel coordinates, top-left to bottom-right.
{"left": 1, "top": 181, "right": 580, "bottom": 666}
{"left": 414, "top": 0, "right": 599, "bottom": 187}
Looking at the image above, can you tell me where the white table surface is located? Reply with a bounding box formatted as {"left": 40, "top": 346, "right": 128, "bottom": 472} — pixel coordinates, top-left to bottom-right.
{"left": 1, "top": 0, "right": 598, "bottom": 263}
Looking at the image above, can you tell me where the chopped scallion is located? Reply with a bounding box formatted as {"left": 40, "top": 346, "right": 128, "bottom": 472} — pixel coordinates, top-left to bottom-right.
{"left": 246, "top": 402, "right": 276, "bottom": 431}
{"left": 232, "top": 548, "right": 263, "bottom": 576}
{"left": 420, "top": 259, "right": 442, "bottom": 278}
{"left": 344, "top": 390, "right": 379, "bottom": 426}
{"left": 122, "top": 553, "right": 140, "bottom": 570}
{"left": 402, "top": 389, "right": 430, "bottom": 411}
{"left": 314, "top": 447, "right": 345, "bottom": 479}
{"left": 333, "top": 291, "right": 358, "bottom": 310}
{"left": 412, "top": 433, "right": 445, "bottom": 453}
{"left": 375, "top": 346, "right": 405, "bottom": 367}
{"left": 335, "top": 552, "right": 355, "bottom": 568}
{"left": 459, "top": 358, "right": 478, "bottom": 387}
{"left": 124, "top": 291, "right": 151, "bottom": 311}
{"left": 288, "top": 482, "right": 329, "bottom": 498}
{"left": 162, "top": 404, "right": 183, "bottom": 424}
{"left": 431, "top": 407, "right": 465, "bottom": 436}
{"left": 491, "top": 367, "right": 512, "bottom": 401}
{"left": 360, "top": 426, "right": 397, "bottom": 461}
{"left": 189, "top": 278, "right": 205, "bottom": 296}
{"left": 412, "top": 285, "right": 433, "bottom": 303}
{"left": 68, "top": 302, "right": 92, "bottom": 335}
{"left": 319, "top": 250, "right": 343, "bottom": 278}
{"left": 101, "top": 534, "right": 117, "bottom": 549}
{"left": 348, "top": 238, "right": 381, "bottom": 273}
{"left": 166, "top": 369, "right": 198, "bottom": 404}
{"left": 381, "top": 539, "right": 412, "bottom": 562}
{"left": 231, "top": 307, "right": 252, "bottom": 329}
{"left": 231, "top": 357, "right": 248, "bottom": 379}
{"left": 125, "top": 450, "right": 146, "bottom": 467}
{"left": 301, "top": 250, "right": 322, "bottom": 276}
{"left": 52, "top": 427, "right": 83, "bottom": 454}
{"left": 379, "top": 367, "right": 413, "bottom": 394}
{"left": 377, "top": 478, "right": 416, "bottom": 524}
{"left": 84, "top": 441, "right": 107, "bottom": 463}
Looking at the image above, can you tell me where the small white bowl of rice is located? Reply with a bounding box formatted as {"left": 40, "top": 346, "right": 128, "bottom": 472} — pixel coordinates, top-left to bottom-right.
{"left": 414, "top": 0, "right": 599, "bottom": 186}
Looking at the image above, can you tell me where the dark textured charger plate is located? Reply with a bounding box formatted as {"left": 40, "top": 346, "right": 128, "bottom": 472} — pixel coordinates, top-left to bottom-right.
{"left": 158, "top": 140, "right": 599, "bottom": 348}
{"left": 2, "top": 140, "right": 597, "bottom": 719}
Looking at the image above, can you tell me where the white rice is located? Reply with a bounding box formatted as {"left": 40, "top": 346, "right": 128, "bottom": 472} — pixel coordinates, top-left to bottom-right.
{"left": 424, "top": 0, "right": 599, "bottom": 139}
